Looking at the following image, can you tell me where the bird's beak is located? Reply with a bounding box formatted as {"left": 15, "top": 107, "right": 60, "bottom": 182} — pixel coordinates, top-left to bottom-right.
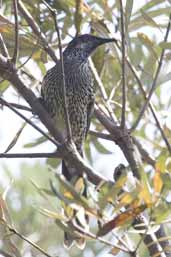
{"left": 96, "top": 36, "right": 117, "bottom": 46}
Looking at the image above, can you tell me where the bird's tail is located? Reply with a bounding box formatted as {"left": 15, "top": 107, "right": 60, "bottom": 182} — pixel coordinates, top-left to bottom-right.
{"left": 62, "top": 160, "right": 88, "bottom": 249}
{"left": 62, "top": 160, "right": 72, "bottom": 181}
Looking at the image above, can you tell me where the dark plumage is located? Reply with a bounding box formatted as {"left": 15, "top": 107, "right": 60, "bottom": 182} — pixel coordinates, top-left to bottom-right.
{"left": 41, "top": 34, "right": 115, "bottom": 248}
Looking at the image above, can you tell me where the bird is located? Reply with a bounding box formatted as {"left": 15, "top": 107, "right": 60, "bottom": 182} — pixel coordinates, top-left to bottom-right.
{"left": 41, "top": 34, "right": 115, "bottom": 248}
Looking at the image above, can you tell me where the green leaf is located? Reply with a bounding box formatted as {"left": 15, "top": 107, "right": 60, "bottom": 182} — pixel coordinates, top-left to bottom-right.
{"left": 46, "top": 158, "right": 60, "bottom": 169}
{"left": 24, "top": 136, "right": 47, "bottom": 148}
{"left": 0, "top": 80, "right": 10, "bottom": 93}
{"left": 30, "top": 179, "right": 54, "bottom": 198}
{"left": 98, "top": 175, "right": 126, "bottom": 209}
{"left": 157, "top": 72, "right": 171, "bottom": 86}
{"left": 4, "top": 122, "right": 27, "bottom": 153}
{"left": 52, "top": 0, "right": 74, "bottom": 14}
{"left": 130, "top": 7, "right": 171, "bottom": 31}
{"left": 55, "top": 174, "right": 98, "bottom": 217}
{"left": 159, "top": 42, "right": 171, "bottom": 49}
{"left": 134, "top": 0, "right": 165, "bottom": 14}
{"left": 84, "top": 138, "right": 93, "bottom": 164}
{"left": 125, "top": 0, "right": 133, "bottom": 27}
{"left": 137, "top": 32, "right": 158, "bottom": 60}
{"left": 39, "top": 207, "right": 66, "bottom": 221}
{"left": 153, "top": 203, "right": 171, "bottom": 224}
{"left": 0, "top": 19, "right": 40, "bottom": 58}
{"left": 140, "top": 9, "right": 162, "bottom": 31}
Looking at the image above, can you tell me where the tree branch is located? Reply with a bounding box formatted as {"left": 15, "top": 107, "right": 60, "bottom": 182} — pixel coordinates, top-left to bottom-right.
{"left": 89, "top": 130, "right": 113, "bottom": 141}
{"left": 132, "top": 137, "right": 155, "bottom": 167}
{"left": 0, "top": 100, "right": 32, "bottom": 112}
{"left": 0, "top": 152, "right": 60, "bottom": 158}
{"left": 12, "top": 0, "right": 19, "bottom": 65}
{"left": 119, "top": 0, "right": 126, "bottom": 128}
{"left": 0, "top": 33, "right": 9, "bottom": 58}
{"left": 94, "top": 104, "right": 140, "bottom": 179}
{"left": 5, "top": 223, "right": 53, "bottom": 257}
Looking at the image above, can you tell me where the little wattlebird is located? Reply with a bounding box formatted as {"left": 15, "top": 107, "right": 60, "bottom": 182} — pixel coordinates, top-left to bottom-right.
{"left": 41, "top": 34, "right": 115, "bottom": 248}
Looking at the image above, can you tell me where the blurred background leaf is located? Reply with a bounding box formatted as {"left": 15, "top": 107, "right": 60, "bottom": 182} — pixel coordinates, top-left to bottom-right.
{"left": 1, "top": 0, "right": 171, "bottom": 256}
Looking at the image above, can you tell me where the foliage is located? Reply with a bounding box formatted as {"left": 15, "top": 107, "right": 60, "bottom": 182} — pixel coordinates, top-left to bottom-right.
{"left": 0, "top": 0, "right": 171, "bottom": 257}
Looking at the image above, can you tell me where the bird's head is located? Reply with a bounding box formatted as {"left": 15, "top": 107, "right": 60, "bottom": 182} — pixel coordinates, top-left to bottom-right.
{"left": 63, "top": 34, "right": 116, "bottom": 63}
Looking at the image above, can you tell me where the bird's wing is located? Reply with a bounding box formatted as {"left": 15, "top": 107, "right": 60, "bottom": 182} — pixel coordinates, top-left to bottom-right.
{"left": 85, "top": 97, "right": 95, "bottom": 138}
{"left": 41, "top": 64, "right": 62, "bottom": 116}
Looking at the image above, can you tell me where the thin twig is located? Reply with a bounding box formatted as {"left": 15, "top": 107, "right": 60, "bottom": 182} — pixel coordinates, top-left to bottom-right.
{"left": 89, "top": 130, "right": 113, "bottom": 141}
{"left": 12, "top": 0, "right": 19, "bottom": 65}
{"left": 21, "top": 69, "right": 38, "bottom": 82}
{"left": 89, "top": 58, "right": 117, "bottom": 123}
{"left": 53, "top": 13, "right": 73, "bottom": 141}
{"left": 18, "top": 38, "right": 40, "bottom": 70}
{"left": 131, "top": 13, "right": 171, "bottom": 131}
{"left": 0, "top": 33, "right": 9, "bottom": 58}
{"left": 132, "top": 137, "right": 156, "bottom": 167}
{"left": 119, "top": 0, "right": 126, "bottom": 128}
{"left": 114, "top": 35, "right": 171, "bottom": 155}
{"left": 5, "top": 224, "right": 53, "bottom": 257}
{"left": 0, "top": 97, "right": 58, "bottom": 147}
{"left": 18, "top": 0, "right": 58, "bottom": 63}
{"left": 127, "top": 60, "right": 171, "bottom": 154}
{"left": 0, "top": 100, "right": 32, "bottom": 111}
{"left": 42, "top": 0, "right": 72, "bottom": 142}
{"left": 0, "top": 152, "right": 60, "bottom": 158}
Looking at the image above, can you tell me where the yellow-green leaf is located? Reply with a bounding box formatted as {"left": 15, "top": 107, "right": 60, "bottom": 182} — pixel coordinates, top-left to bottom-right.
{"left": 140, "top": 9, "right": 162, "bottom": 31}
{"left": 137, "top": 32, "right": 158, "bottom": 60}
{"left": 153, "top": 168, "right": 163, "bottom": 196}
